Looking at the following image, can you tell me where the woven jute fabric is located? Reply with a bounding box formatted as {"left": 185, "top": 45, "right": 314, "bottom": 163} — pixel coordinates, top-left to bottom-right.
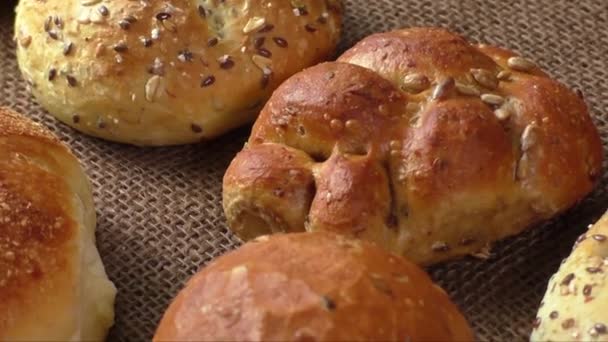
{"left": 2, "top": 1, "right": 608, "bottom": 341}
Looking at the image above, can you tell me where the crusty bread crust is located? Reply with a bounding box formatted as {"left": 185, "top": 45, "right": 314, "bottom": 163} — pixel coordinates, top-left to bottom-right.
{"left": 223, "top": 28, "right": 603, "bottom": 265}
{"left": 532, "top": 211, "right": 608, "bottom": 341}
{"left": 154, "top": 232, "right": 473, "bottom": 341}
{"left": 15, "top": 0, "right": 342, "bottom": 145}
{"left": 0, "top": 107, "right": 115, "bottom": 340}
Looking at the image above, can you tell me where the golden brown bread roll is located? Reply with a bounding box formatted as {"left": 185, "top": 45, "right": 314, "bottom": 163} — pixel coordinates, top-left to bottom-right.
{"left": 531, "top": 211, "right": 608, "bottom": 341}
{"left": 14, "top": 0, "right": 342, "bottom": 146}
{"left": 223, "top": 27, "right": 603, "bottom": 265}
{"left": 154, "top": 232, "right": 473, "bottom": 341}
{"left": 0, "top": 108, "right": 116, "bottom": 340}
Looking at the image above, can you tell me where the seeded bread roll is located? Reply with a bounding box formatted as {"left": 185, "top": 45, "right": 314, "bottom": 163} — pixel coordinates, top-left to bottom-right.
{"left": 531, "top": 211, "right": 608, "bottom": 341}
{"left": 14, "top": 0, "right": 342, "bottom": 146}
{"left": 0, "top": 107, "right": 116, "bottom": 340}
{"left": 223, "top": 28, "right": 603, "bottom": 265}
{"left": 154, "top": 232, "right": 473, "bottom": 341}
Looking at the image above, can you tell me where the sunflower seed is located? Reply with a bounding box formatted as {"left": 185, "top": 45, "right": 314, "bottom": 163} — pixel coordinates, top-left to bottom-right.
{"left": 145, "top": 75, "right": 163, "bottom": 102}
{"left": 431, "top": 77, "right": 455, "bottom": 101}
{"left": 494, "top": 108, "right": 512, "bottom": 121}
{"left": 471, "top": 69, "right": 498, "bottom": 89}
{"left": 455, "top": 82, "right": 480, "bottom": 96}
{"left": 497, "top": 70, "right": 512, "bottom": 81}
{"left": 401, "top": 73, "right": 430, "bottom": 93}
{"left": 243, "top": 17, "right": 266, "bottom": 33}
{"left": 480, "top": 94, "right": 505, "bottom": 106}
{"left": 251, "top": 55, "right": 272, "bottom": 70}
{"left": 521, "top": 124, "right": 538, "bottom": 152}
{"left": 508, "top": 57, "right": 536, "bottom": 72}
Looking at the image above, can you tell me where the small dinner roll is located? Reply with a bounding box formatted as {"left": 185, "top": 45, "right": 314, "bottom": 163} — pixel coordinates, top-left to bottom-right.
{"left": 0, "top": 107, "right": 116, "bottom": 340}
{"left": 154, "top": 232, "right": 473, "bottom": 342}
{"left": 15, "top": 0, "right": 342, "bottom": 146}
{"left": 531, "top": 211, "right": 608, "bottom": 341}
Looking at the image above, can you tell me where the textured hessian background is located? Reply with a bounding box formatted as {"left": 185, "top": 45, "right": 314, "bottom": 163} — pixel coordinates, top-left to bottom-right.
{"left": 2, "top": 1, "right": 608, "bottom": 340}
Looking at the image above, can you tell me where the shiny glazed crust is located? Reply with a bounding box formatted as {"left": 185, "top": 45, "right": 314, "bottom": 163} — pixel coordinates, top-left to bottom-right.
{"left": 154, "top": 232, "right": 473, "bottom": 341}
{"left": 15, "top": 0, "right": 342, "bottom": 146}
{"left": 223, "top": 28, "right": 603, "bottom": 265}
{"left": 0, "top": 107, "right": 116, "bottom": 340}
{"left": 531, "top": 211, "right": 608, "bottom": 341}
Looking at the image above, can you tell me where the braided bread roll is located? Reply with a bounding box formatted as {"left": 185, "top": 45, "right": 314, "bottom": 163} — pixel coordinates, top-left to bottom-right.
{"left": 223, "top": 28, "right": 603, "bottom": 265}
{"left": 0, "top": 108, "right": 116, "bottom": 340}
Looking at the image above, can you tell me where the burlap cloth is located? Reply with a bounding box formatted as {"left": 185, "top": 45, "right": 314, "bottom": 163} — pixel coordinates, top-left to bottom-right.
{"left": 1, "top": 1, "right": 607, "bottom": 341}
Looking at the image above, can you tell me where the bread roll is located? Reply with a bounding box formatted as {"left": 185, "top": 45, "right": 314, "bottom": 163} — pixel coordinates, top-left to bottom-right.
{"left": 223, "top": 28, "right": 603, "bottom": 265}
{"left": 0, "top": 107, "right": 116, "bottom": 340}
{"left": 154, "top": 232, "right": 473, "bottom": 341}
{"left": 15, "top": 0, "right": 342, "bottom": 146}
{"left": 531, "top": 211, "right": 608, "bottom": 341}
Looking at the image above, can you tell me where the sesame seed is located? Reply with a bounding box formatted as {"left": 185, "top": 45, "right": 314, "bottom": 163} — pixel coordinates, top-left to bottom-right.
{"left": 155, "top": 12, "right": 171, "bottom": 21}
{"left": 54, "top": 16, "right": 64, "bottom": 29}
{"left": 321, "top": 295, "right": 336, "bottom": 311}
{"left": 218, "top": 55, "right": 234, "bottom": 69}
{"left": 72, "top": 114, "right": 80, "bottom": 124}
{"left": 48, "top": 30, "right": 59, "bottom": 40}
{"left": 293, "top": 7, "right": 308, "bottom": 16}
{"left": 48, "top": 68, "right": 57, "bottom": 81}
{"left": 198, "top": 5, "right": 206, "bottom": 18}
{"left": 576, "top": 234, "right": 587, "bottom": 244}
{"left": 583, "top": 284, "right": 593, "bottom": 296}
{"left": 113, "top": 42, "right": 128, "bottom": 53}
{"left": 561, "top": 273, "right": 575, "bottom": 286}
{"left": 44, "top": 16, "right": 52, "bottom": 32}
{"left": 550, "top": 311, "right": 559, "bottom": 319}
{"left": 562, "top": 318, "right": 575, "bottom": 330}
{"left": 595, "top": 323, "right": 607, "bottom": 334}
{"left": 124, "top": 15, "right": 137, "bottom": 23}
{"left": 532, "top": 317, "right": 541, "bottom": 329}
{"left": 141, "top": 37, "right": 153, "bottom": 47}
{"left": 431, "top": 241, "right": 450, "bottom": 252}
{"left": 191, "top": 124, "right": 203, "bottom": 133}
{"left": 305, "top": 24, "right": 317, "bottom": 32}
{"left": 178, "top": 49, "right": 194, "bottom": 62}
{"left": 63, "top": 41, "right": 73, "bottom": 55}
{"left": 66, "top": 75, "right": 77, "bottom": 87}
{"left": 592, "top": 234, "right": 607, "bottom": 242}
{"left": 119, "top": 20, "right": 131, "bottom": 30}
{"left": 207, "top": 37, "right": 218, "bottom": 47}
{"left": 257, "top": 48, "right": 272, "bottom": 58}
{"left": 98, "top": 5, "right": 109, "bottom": 16}
{"left": 201, "top": 75, "right": 215, "bottom": 87}
{"left": 254, "top": 37, "right": 265, "bottom": 48}
{"left": 586, "top": 267, "right": 603, "bottom": 274}
{"left": 258, "top": 24, "right": 274, "bottom": 33}
{"left": 273, "top": 37, "right": 288, "bottom": 48}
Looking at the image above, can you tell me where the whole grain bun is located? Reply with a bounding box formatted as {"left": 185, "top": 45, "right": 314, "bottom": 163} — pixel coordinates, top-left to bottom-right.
{"left": 0, "top": 107, "right": 116, "bottom": 340}
{"left": 154, "top": 232, "right": 473, "bottom": 341}
{"left": 222, "top": 27, "right": 603, "bottom": 265}
{"left": 14, "top": 0, "right": 342, "bottom": 146}
{"left": 531, "top": 211, "right": 608, "bottom": 341}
